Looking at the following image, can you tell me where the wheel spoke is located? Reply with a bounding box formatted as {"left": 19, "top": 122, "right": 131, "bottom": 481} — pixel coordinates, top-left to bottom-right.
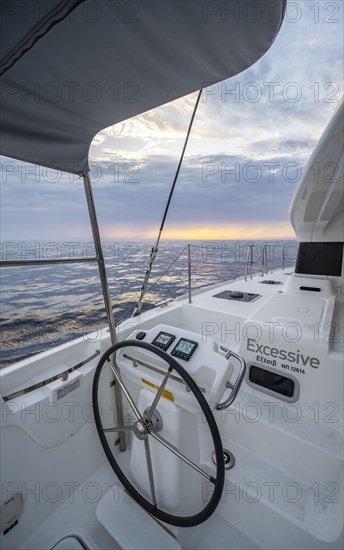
{"left": 144, "top": 368, "right": 171, "bottom": 422}
{"left": 150, "top": 431, "right": 214, "bottom": 483}
{"left": 144, "top": 436, "right": 157, "bottom": 506}
{"left": 108, "top": 359, "right": 141, "bottom": 420}
{"left": 103, "top": 424, "right": 134, "bottom": 433}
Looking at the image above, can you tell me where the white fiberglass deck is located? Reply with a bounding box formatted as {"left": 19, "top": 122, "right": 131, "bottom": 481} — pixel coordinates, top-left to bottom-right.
{"left": 1, "top": 269, "right": 343, "bottom": 550}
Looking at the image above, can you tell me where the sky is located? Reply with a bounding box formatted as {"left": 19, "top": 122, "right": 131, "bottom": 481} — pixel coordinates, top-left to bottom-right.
{"left": 1, "top": 1, "right": 343, "bottom": 241}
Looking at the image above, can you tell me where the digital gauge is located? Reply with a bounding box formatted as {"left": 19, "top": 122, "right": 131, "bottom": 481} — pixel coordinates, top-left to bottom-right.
{"left": 151, "top": 331, "right": 175, "bottom": 351}
{"left": 171, "top": 338, "right": 198, "bottom": 361}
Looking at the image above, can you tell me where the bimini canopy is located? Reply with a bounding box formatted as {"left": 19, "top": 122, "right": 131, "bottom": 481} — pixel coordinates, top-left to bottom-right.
{"left": 0, "top": 0, "right": 286, "bottom": 174}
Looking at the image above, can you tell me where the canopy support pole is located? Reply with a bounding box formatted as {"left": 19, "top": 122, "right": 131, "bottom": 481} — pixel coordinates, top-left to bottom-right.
{"left": 83, "top": 172, "right": 126, "bottom": 451}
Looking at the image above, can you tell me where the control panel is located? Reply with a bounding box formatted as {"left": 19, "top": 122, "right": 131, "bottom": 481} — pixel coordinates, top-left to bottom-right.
{"left": 135, "top": 328, "right": 199, "bottom": 363}
{"left": 117, "top": 324, "right": 234, "bottom": 412}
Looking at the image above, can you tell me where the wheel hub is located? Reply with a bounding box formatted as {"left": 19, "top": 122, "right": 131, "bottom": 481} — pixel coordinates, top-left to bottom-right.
{"left": 133, "top": 409, "right": 163, "bottom": 440}
{"left": 133, "top": 419, "right": 149, "bottom": 440}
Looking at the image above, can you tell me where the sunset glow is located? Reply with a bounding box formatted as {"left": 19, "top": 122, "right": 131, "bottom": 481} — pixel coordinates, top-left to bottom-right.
{"left": 105, "top": 222, "right": 295, "bottom": 241}
{"left": 1, "top": 5, "right": 342, "bottom": 242}
{"left": 158, "top": 223, "right": 295, "bottom": 241}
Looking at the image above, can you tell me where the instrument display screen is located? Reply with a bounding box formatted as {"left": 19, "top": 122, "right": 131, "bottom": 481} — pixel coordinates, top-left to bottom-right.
{"left": 151, "top": 331, "right": 175, "bottom": 351}
{"left": 171, "top": 338, "right": 198, "bottom": 361}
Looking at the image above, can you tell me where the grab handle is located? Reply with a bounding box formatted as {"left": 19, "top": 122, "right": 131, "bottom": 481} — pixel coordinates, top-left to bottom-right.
{"left": 216, "top": 346, "right": 246, "bottom": 410}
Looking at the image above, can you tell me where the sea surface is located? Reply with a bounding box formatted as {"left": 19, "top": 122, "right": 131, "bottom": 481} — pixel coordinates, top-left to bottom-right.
{"left": 0, "top": 239, "right": 297, "bottom": 368}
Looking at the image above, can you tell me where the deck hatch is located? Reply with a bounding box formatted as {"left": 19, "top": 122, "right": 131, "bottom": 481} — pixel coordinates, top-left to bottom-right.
{"left": 213, "top": 290, "right": 261, "bottom": 302}
{"left": 260, "top": 280, "right": 283, "bottom": 285}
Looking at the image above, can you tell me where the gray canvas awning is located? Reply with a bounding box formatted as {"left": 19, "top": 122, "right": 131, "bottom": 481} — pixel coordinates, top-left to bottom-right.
{"left": 0, "top": 0, "right": 286, "bottom": 174}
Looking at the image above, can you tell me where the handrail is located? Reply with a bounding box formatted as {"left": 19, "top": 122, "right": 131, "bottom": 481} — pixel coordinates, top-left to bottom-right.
{"left": 3, "top": 349, "right": 100, "bottom": 401}
{"left": 123, "top": 353, "right": 206, "bottom": 393}
{"left": 216, "top": 346, "right": 246, "bottom": 410}
{"left": 0, "top": 257, "right": 98, "bottom": 267}
{"left": 126, "top": 242, "right": 288, "bottom": 317}
{"left": 245, "top": 243, "right": 271, "bottom": 280}
{"left": 2, "top": 242, "right": 289, "bottom": 354}
{"left": 261, "top": 244, "right": 269, "bottom": 276}
{"left": 245, "top": 244, "right": 254, "bottom": 281}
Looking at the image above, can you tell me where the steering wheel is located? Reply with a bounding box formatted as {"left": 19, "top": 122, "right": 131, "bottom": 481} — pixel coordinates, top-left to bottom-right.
{"left": 92, "top": 340, "right": 225, "bottom": 527}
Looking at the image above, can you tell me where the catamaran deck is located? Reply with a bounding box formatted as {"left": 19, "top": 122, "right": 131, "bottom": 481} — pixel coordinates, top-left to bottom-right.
{"left": 2, "top": 269, "right": 343, "bottom": 550}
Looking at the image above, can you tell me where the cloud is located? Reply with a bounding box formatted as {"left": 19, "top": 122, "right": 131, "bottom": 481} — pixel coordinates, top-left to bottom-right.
{"left": 1, "top": 151, "right": 305, "bottom": 240}
{"left": 1, "top": 3, "right": 343, "bottom": 240}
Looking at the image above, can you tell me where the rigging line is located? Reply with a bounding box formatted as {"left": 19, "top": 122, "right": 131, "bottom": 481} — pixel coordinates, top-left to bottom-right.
{"left": 156, "top": 90, "right": 203, "bottom": 240}
{"left": 144, "top": 276, "right": 189, "bottom": 304}
{"left": 127, "top": 273, "right": 190, "bottom": 320}
{"left": 116, "top": 273, "right": 189, "bottom": 326}
{"left": 143, "top": 245, "right": 189, "bottom": 295}
{"left": 132, "top": 89, "right": 202, "bottom": 317}
{"left": 115, "top": 245, "right": 189, "bottom": 325}
{"left": 146, "top": 275, "right": 189, "bottom": 301}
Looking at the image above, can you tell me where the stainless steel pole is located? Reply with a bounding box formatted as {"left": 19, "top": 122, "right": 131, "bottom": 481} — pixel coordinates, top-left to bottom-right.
{"left": 83, "top": 172, "right": 126, "bottom": 451}
{"left": 188, "top": 244, "right": 192, "bottom": 303}
{"left": 261, "top": 245, "right": 266, "bottom": 276}
{"left": 245, "top": 244, "right": 253, "bottom": 281}
{"left": 264, "top": 244, "right": 269, "bottom": 274}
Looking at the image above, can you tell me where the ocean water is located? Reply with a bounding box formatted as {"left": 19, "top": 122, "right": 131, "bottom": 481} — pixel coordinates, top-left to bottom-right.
{"left": 0, "top": 239, "right": 297, "bottom": 368}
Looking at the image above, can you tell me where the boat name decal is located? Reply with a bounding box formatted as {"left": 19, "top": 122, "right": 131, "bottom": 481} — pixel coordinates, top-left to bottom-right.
{"left": 246, "top": 339, "right": 320, "bottom": 369}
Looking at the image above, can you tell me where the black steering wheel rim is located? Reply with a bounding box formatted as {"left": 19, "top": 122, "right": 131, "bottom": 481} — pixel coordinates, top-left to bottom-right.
{"left": 92, "top": 339, "right": 225, "bottom": 528}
